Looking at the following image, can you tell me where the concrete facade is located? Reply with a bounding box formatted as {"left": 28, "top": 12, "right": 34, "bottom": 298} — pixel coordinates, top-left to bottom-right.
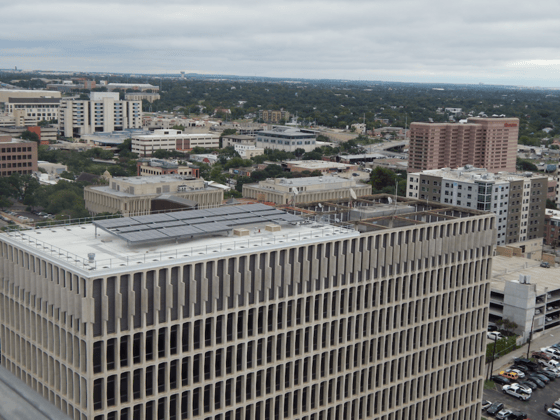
{"left": 243, "top": 176, "right": 372, "bottom": 205}
{"left": 6, "top": 98, "right": 60, "bottom": 122}
{"left": 408, "top": 118, "right": 519, "bottom": 173}
{"left": 59, "top": 94, "right": 142, "bottom": 138}
{"left": 131, "top": 130, "right": 219, "bottom": 157}
{"left": 221, "top": 135, "right": 255, "bottom": 148}
{"left": 84, "top": 175, "right": 223, "bottom": 216}
{"left": 0, "top": 200, "right": 495, "bottom": 420}
{"left": 256, "top": 128, "right": 317, "bottom": 153}
{"left": 407, "top": 167, "right": 546, "bottom": 245}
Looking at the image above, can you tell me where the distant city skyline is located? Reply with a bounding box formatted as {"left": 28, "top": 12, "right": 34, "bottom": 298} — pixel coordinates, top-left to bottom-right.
{"left": 2, "top": 0, "right": 560, "bottom": 87}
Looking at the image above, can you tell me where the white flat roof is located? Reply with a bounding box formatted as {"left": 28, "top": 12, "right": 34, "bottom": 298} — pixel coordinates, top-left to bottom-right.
{"left": 492, "top": 256, "right": 560, "bottom": 296}
{"left": 2, "top": 221, "right": 357, "bottom": 278}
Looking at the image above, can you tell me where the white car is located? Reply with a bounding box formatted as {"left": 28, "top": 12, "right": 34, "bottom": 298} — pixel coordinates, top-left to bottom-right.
{"left": 496, "top": 408, "right": 513, "bottom": 419}
{"left": 542, "top": 347, "right": 560, "bottom": 360}
{"left": 506, "top": 368, "right": 525, "bottom": 379}
{"left": 539, "top": 358, "right": 560, "bottom": 369}
{"left": 487, "top": 331, "right": 503, "bottom": 341}
{"left": 502, "top": 384, "right": 531, "bottom": 400}
{"left": 544, "top": 366, "right": 560, "bottom": 378}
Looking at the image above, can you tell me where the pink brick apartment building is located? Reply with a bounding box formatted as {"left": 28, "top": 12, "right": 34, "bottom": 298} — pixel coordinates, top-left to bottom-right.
{"left": 408, "top": 117, "right": 519, "bottom": 173}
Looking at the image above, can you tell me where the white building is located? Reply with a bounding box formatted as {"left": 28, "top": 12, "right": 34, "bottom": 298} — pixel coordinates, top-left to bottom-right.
{"left": 59, "top": 92, "right": 142, "bottom": 138}
{"left": 233, "top": 144, "right": 264, "bottom": 159}
{"left": 131, "top": 129, "right": 219, "bottom": 156}
{"left": 255, "top": 127, "right": 317, "bottom": 152}
{"left": 5, "top": 98, "right": 61, "bottom": 122}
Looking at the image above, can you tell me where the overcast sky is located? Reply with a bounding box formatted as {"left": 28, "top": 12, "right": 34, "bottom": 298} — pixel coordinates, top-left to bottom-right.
{"left": 2, "top": 0, "right": 560, "bottom": 87}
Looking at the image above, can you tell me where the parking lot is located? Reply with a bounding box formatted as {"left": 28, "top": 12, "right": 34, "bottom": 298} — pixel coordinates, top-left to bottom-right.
{"left": 484, "top": 376, "right": 559, "bottom": 419}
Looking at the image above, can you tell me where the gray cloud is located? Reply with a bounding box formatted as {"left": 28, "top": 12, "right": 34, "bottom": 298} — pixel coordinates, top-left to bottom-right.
{"left": 1, "top": 0, "right": 559, "bottom": 86}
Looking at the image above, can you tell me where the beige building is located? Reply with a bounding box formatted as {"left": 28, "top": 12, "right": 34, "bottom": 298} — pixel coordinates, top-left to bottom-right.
{"left": 137, "top": 159, "right": 199, "bottom": 178}
{"left": 59, "top": 93, "right": 142, "bottom": 138}
{"left": 258, "top": 109, "right": 290, "bottom": 123}
{"left": 124, "top": 93, "right": 161, "bottom": 103}
{"left": 243, "top": 175, "right": 372, "bottom": 204}
{"left": 38, "top": 161, "right": 68, "bottom": 176}
{"left": 6, "top": 98, "right": 60, "bottom": 122}
{"left": 234, "top": 144, "right": 264, "bottom": 159}
{"left": 84, "top": 175, "right": 223, "bottom": 216}
{"left": 0, "top": 198, "right": 495, "bottom": 420}
{"left": 131, "top": 130, "right": 219, "bottom": 156}
{"left": 221, "top": 134, "right": 255, "bottom": 148}
{"left": 0, "top": 89, "right": 61, "bottom": 103}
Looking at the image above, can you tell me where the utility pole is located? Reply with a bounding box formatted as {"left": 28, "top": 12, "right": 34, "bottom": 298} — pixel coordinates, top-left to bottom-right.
{"left": 526, "top": 314, "right": 536, "bottom": 359}
{"left": 488, "top": 335, "right": 498, "bottom": 380}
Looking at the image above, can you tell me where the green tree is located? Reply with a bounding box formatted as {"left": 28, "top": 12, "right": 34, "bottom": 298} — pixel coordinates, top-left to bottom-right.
{"left": 516, "top": 158, "right": 538, "bottom": 172}
{"left": 20, "top": 130, "right": 40, "bottom": 143}
{"left": 547, "top": 198, "right": 557, "bottom": 210}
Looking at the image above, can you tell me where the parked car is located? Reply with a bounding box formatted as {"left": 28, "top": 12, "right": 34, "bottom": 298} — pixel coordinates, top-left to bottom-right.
{"left": 533, "top": 351, "right": 552, "bottom": 361}
{"left": 542, "top": 347, "right": 560, "bottom": 360}
{"left": 554, "top": 398, "right": 560, "bottom": 409}
{"left": 491, "top": 375, "right": 512, "bottom": 385}
{"left": 539, "top": 359, "right": 560, "bottom": 369}
{"left": 513, "top": 358, "right": 539, "bottom": 370}
{"left": 529, "top": 373, "right": 549, "bottom": 384}
{"left": 500, "top": 370, "right": 519, "bottom": 381}
{"left": 482, "top": 400, "right": 492, "bottom": 410}
{"left": 543, "top": 367, "right": 560, "bottom": 378}
{"left": 519, "top": 380, "right": 537, "bottom": 390}
{"left": 502, "top": 384, "right": 531, "bottom": 401}
{"left": 506, "top": 368, "right": 525, "bottom": 379}
{"left": 541, "top": 262, "right": 551, "bottom": 268}
{"left": 487, "top": 402, "right": 505, "bottom": 416}
{"left": 509, "top": 411, "right": 529, "bottom": 420}
{"left": 511, "top": 364, "right": 530, "bottom": 374}
{"left": 538, "top": 369, "right": 557, "bottom": 380}
{"left": 527, "top": 376, "right": 545, "bottom": 388}
{"left": 496, "top": 408, "right": 513, "bottom": 419}
{"left": 548, "top": 408, "right": 560, "bottom": 419}
{"left": 488, "top": 331, "right": 504, "bottom": 341}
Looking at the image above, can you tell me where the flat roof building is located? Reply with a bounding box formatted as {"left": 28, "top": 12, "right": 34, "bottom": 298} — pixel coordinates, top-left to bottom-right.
{"left": 84, "top": 175, "right": 223, "bottom": 216}
{"left": 221, "top": 134, "right": 255, "bottom": 148}
{"left": 0, "top": 197, "right": 495, "bottom": 420}
{"left": 6, "top": 97, "right": 61, "bottom": 122}
{"left": 256, "top": 127, "right": 317, "bottom": 153}
{"left": 0, "top": 89, "right": 61, "bottom": 103}
{"left": 408, "top": 117, "right": 519, "bottom": 173}
{"left": 243, "top": 175, "right": 372, "bottom": 205}
{"left": 136, "top": 158, "right": 200, "bottom": 178}
{"left": 407, "top": 167, "right": 546, "bottom": 245}
{"left": 131, "top": 130, "right": 219, "bottom": 157}
{"left": 59, "top": 93, "right": 142, "bottom": 138}
{"left": 0, "top": 136, "right": 38, "bottom": 176}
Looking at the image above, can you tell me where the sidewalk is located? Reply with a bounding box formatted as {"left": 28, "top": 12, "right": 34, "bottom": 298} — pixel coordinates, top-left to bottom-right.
{"left": 490, "top": 325, "right": 560, "bottom": 375}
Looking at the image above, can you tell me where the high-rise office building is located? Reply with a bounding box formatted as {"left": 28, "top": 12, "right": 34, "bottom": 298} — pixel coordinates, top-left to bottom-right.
{"left": 408, "top": 117, "right": 519, "bottom": 173}
{"left": 0, "top": 200, "right": 494, "bottom": 420}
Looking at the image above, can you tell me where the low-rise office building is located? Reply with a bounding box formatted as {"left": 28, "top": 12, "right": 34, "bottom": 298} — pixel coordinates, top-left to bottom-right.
{"left": 234, "top": 144, "right": 264, "bottom": 159}
{"left": 282, "top": 160, "right": 357, "bottom": 174}
{"left": 5, "top": 97, "right": 60, "bottom": 122}
{"left": 256, "top": 127, "right": 317, "bottom": 152}
{"left": 131, "top": 130, "right": 219, "bottom": 156}
{"left": 407, "top": 167, "right": 547, "bottom": 245}
{"left": 243, "top": 175, "right": 372, "bottom": 205}
{"left": 0, "top": 136, "right": 38, "bottom": 176}
{"left": 221, "top": 134, "right": 255, "bottom": 148}
{"left": 38, "top": 161, "right": 67, "bottom": 176}
{"left": 84, "top": 175, "right": 223, "bottom": 216}
{"left": 124, "top": 92, "right": 161, "bottom": 103}
{"left": 0, "top": 89, "right": 61, "bottom": 103}
{"left": 137, "top": 158, "right": 199, "bottom": 178}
